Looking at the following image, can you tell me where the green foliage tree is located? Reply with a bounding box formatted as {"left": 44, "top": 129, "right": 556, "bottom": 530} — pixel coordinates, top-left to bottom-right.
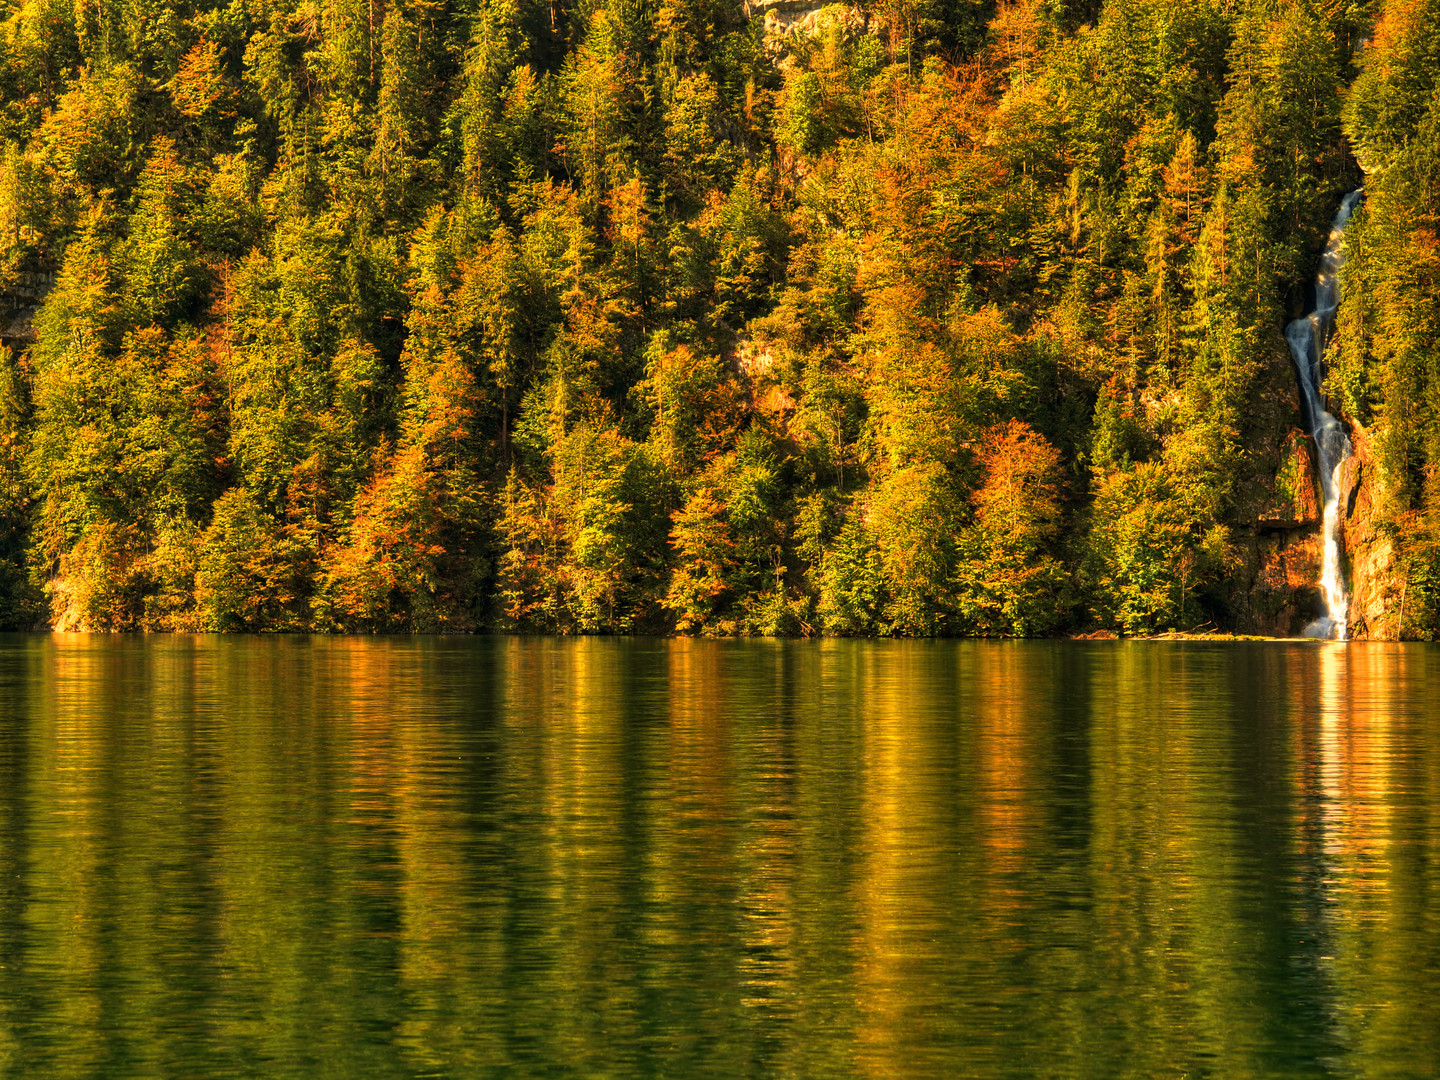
{"left": 0, "top": 345, "right": 35, "bottom": 627}
{"left": 0, "top": 0, "right": 1417, "bottom": 637}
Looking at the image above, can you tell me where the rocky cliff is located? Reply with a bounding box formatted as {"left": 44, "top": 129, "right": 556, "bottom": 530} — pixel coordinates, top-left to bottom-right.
{"left": 1239, "top": 390, "right": 1404, "bottom": 639}
{"left": 1338, "top": 420, "right": 1404, "bottom": 639}
{"left": 1243, "top": 425, "right": 1325, "bottom": 636}
{"left": 1241, "top": 395, "right": 1404, "bottom": 640}
{"left": 744, "top": 0, "right": 847, "bottom": 41}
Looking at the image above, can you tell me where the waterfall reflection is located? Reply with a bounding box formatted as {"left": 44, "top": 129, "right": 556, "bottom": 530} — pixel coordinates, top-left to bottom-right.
{"left": 1301, "top": 643, "right": 1440, "bottom": 1076}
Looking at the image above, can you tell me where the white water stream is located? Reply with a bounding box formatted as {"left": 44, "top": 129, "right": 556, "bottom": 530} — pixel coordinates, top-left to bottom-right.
{"left": 1285, "top": 190, "right": 1363, "bottom": 640}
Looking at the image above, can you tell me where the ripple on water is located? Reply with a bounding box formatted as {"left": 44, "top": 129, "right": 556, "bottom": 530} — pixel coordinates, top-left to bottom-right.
{"left": 0, "top": 636, "right": 1438, "bottom": 1079}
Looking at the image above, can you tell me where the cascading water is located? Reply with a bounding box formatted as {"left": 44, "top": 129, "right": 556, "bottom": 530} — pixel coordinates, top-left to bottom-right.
{"left": 1285, "top": 189, "right": 1363, "bottom": 640}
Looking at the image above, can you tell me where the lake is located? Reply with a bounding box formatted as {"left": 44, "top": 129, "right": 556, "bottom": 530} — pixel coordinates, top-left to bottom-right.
{"left": 0, "top": 635, "right": 1437, "bottom": 1078}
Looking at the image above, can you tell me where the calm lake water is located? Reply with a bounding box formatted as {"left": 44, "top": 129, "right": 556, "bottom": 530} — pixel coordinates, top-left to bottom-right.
{"left": 0, "top": 636, "right": 1438, "bottom": 1078}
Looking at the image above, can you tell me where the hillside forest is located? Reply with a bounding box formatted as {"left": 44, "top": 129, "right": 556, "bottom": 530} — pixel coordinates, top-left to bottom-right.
{"left": 0, "top": 0, "right": 1437, "bottom": 637}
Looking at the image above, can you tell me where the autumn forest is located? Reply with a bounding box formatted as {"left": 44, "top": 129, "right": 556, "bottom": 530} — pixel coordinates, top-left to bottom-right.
{"left": 0, "top": 0, "right": 1437, "bottom": 637}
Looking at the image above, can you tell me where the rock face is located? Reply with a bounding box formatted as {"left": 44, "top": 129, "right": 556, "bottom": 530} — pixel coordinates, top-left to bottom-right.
{"left": 1242, "top": 401, "right": 1403, "bottom": 639}
{"left": 1244, "top": 527, "right": 1324, "bottom": 636}
{"left": 1338, "top": 421, "right": 1401, "bottom": 639}
{"left": 1234, "top": 420, "right": 1323, "bottom": 636}
{"left": 1261, "top": 428, "right": 1324, "bottom": 529}
{"left": 1246, "top": 407, "right": 1401, "bottom": 640}
{"left": 0, "top": 266, "right": 54, "bottom": 346}
{"left": 745, "top": 0, "right": 869, "bottom": 57}
{"left": 745, "top": 0, "right": 842, "bottom": 39}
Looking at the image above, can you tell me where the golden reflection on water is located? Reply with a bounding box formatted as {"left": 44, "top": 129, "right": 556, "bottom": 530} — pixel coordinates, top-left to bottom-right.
{"left": 1, "top": 636, "right": 1440, "bottom": 1079}
{"left": 1308, "top": 642, "right": 1440, "bottom": 1075}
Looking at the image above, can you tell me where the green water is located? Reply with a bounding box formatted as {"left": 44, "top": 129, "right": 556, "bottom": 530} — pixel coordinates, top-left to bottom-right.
{"left": 1, "top": 636, "right": 1438, "bottom": 1079}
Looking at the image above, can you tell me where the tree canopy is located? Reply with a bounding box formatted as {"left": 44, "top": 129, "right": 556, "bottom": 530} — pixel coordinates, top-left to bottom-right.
{"left": 0, "top": 0, "right": 1425, "bottom": 636}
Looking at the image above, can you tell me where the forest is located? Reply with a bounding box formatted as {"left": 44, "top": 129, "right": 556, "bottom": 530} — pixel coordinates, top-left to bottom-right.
{"left": 0, "top": 0, "right": 1436, "bottom": 637}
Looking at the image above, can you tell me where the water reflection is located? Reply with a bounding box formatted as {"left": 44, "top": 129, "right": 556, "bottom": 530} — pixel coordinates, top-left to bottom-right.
{"left": 0, "top": 636, "right": 1438, "bottom": 1078}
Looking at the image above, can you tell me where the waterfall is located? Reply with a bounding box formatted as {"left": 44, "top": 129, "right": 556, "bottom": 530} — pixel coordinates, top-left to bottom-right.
{"left": 1285, "top": 189, "right": 1363, "bottom": 641}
